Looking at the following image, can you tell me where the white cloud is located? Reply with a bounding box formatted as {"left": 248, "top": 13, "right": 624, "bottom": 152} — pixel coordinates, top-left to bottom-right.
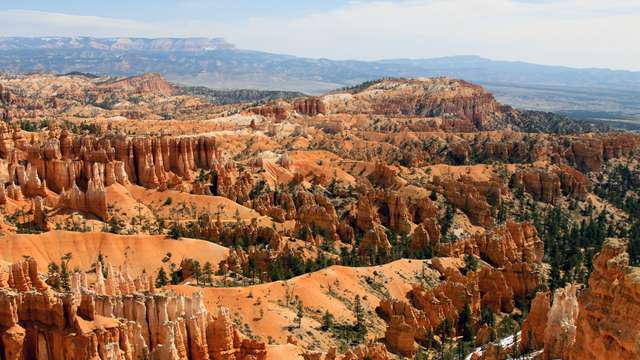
{"left": 224, "top": 0, "right": 640, "bottom": 70}
{"left": 0, "top": 10, "right": 156, "bottom": 37}
{"left": 0, "top": 1, "right": 638, "bottom": 70}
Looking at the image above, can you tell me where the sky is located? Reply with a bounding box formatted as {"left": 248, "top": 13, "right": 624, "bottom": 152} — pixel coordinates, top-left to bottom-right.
{"left": 0, "top": 0, "right": 638, "bottom": 70}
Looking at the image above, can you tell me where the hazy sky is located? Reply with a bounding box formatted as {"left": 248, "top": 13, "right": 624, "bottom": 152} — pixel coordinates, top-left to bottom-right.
{"left": 0, "top": 0, "right": 638, "bottom": 70}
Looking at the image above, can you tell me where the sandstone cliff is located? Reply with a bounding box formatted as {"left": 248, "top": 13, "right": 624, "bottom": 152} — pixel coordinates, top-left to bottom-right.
{"left": 0, "top": 259, "right": 266, "bottom": 360}
{"left": 570, "top": 238, "right": 640, "bottom": 360}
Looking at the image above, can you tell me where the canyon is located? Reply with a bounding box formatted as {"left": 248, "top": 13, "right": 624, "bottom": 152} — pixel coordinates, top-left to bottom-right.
{"left": 0, "top": 72, "right": 638, "bottom": 359}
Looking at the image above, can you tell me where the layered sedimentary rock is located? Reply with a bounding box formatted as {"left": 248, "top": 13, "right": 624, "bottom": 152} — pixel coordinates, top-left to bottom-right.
{"left": 510, "top": 165, "right": 588, "bottom": 203}
{"left": 437, "top": 221, "right": 544, "bottom": 300}
{"left": 520, "top": 291, "right": 550, "bottom": 353}
{"left": 434, "top": 175, "right": 502, "bottom": 227}
{"left": 358, "top": 225, "right": 392, "bottom": 260}
{"left": 0, "top": 124, "right": 224, "bottom": 217}
{"left": 377, "top": 258, "right": 481, "bottom": 357}
{"left": 543, "top": 284, "right": 579, "bottom": 360}
{"left": 570, "top": 238, "right": 640, "bottom": 360}
{"left": 0, "top": 259, "right": 267, "bottom": 360}
{"left": 249, "top": 103, "right": 291, "bottom": 121}
{"left": 303, "top": 343, "right": 390, "bottom": 360}
{"left": 294, "top": 98, "right": 326, "bottom": 116}
{"left": 97, "top": 73, "right": 174, "bottom": 96}
{"left": 58, "top": 163, "right": 108, "bottom": 220}
{"left": 295, "top": 193, "right": 340, "bottom": 241}
{"left": 379, "top": 222, "right": 544, "bottom": 356}
{"left": 318, "top": 78, "right": 505, "bottom": 130}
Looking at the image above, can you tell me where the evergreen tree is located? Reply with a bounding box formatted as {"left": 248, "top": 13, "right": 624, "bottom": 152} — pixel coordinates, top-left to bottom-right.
{"left": 170, "top": 269, "right": 181, "bottom": 285}
{"left": 463, "top": 254, "right": 479, "bottom": 274}
{"left": 203, "top": 262, "right": 213, "bottom": 287}
{"left": 630, "top": 221, "right": 640, "bottom": 266}
{"left": 549, "top": 262, "right": 563, "bottom": 291}
{"left": 47, "top": 262, "right": 61, "bottom": 290}
{"left": 60, "top": 253, "right": 72, "bottom": 292}
{"left": 321, "top": 310, "right": 334, "bottom": 331}
{"left": 295, "top": 301, "right": 304, "bottom": 329}
{"left": 209, "top": 170, "right": 219, "bottom": 195}
{"left": 458, "top": 301, "right": 474, "bottom": 342}
{"left": 497, "top": 201, "right": 507, "bottom": 224}
{"left": 169, "top": 223, "right": 182, "bottom": 239}
{"left": 353, "top": 295, "right": 365, "bottom": 333}
{"left": 192, "top": 260, "right": 202, "bottom": 286}
{"left": 441, "top": 203, "right": 456, "bottom": 240}
{"left": 156, "top": 267, "right": 169, "bottom": 288}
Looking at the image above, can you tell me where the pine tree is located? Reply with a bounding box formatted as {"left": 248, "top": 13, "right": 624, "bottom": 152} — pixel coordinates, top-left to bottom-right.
{"left": 463, "top": 254, "right": 479, "bottom": 273}
{"left": 458, "top": 301, "right": 474, "bottom": 342}
{"left": 156, "top": 267, "right": 169, "bottom": 288}
{"left": 321, "top": 310, "right": 334, "bottom": 331}
{"left": 549, "top": 262, "right": 563, "bottom": 291}
{"left": 47, "top": 262, "right": 61, "bottom": 290}
{"left": 295, "top": 301, "right": 304, "bottom": 329}
{"left": 192, "top": 260, "right": 202, "bottom": 286}
{"left": 170, "top": 270, "right": 180, "bottom": 285}
{"left": 60, "top": 253, "right": 72, "bottom": 292}
{"left": 203, "top": 262, "right": 213, "bottom": 287}
{"left": 210, "top": 170, "right": 219, "bottom": 196}
{"left": 497, "top": 201, "right": 507, "bottom": 224}
{"left": 353, "top": 295, "right": 365, "bottom": 333}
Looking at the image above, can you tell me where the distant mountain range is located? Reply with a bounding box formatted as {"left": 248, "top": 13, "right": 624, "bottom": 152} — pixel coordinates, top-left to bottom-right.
{"left": 0, "top": 36, "right": 638, "bottom": 124}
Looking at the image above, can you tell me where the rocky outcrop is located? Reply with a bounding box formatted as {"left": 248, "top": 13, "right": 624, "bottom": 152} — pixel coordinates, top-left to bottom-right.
{"left": 296, "top": 203, "right": 339, "bottom": 242}
{"left": 377, "top": 258, "right": 481, "bottom": 357}
{"left": 7, "top": 258, "right": 49, "bottom": 292}
{"left": 437, "top": 221, "right": 544, "bottom": 301}
{"left": 569, "top": 134, "right": 640, "bottom": 172}
{"left": 520, "top": 291, "right": 550, "bottom": 353}
{"left": 304, "top": 343, "right": 390, "bottom": 360}
{"left": 510, "top": 165, "right": 588, "bottom": 203}
{"left": 1, "top": 128, "right": 224, "bottom": 215}
{"left": 543, "top": 284, "right": 579, "bottom": 360}
{"left": 97, "top": 73, "right": 174, "bottom": 96}
{"left": 58, "top": 163, "right": 108, "bottom": 220}
{"left": 434, "top": 175, "right": 502, "bottom": 227}
{"left": 320, "top": 78, "right": 504, "bottom": 130}
{"left": 32, "top": 196, "right": 49, "bottom": 230}
{"left": 294, "top": 98, "right": 326, "bottom": 116}
{"left": 358, "top": 225, "right": 391, "bottom": 261}
{"left": 570, "top": 238, "right": 640, "bottom": 360}
{"left": 250, "top": 102, "right": 291, "bottom": 121}
{"left": 367, "top": 163, "right": 402, "bottom": 190}
{"left": 0, "top": 259, "right": 267, "bottom": 360}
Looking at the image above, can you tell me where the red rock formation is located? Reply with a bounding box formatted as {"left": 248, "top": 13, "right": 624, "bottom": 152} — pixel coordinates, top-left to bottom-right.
{"left": 294, "top": 98, "right": 326, "bottom": 116}
{"left": 356, "top": 194, "right": 379, "bottom": 232}
{"left": 0, "top": 183, "right": 6, "bottom": 205}
{"left": 510, "top": 165, "right": 588, "bottom": 203}
{"left": 570, "top": 238, "right": 640, "bottom": 360}
{"left": 304, "top": 343, "right": 391, "bottom": 360}
{"left": 386, "top": 192, "right": 412, "bottom": 234}
{"left": 436, "top": 221, "right": 544, "bottom": 300}
{"left": 0, "top": 259, "right": 266, "bottom": 360}
{"left": 32, "top": 196, "right": 49, "bottom": 230}
{"left": 358, "top": 225, "right": 391, "bottom": 260}
{"left": 249, "top": 102, "right": 291, "bottom": 121}
{"left": 97, "top": 73, "right": 174, "bottom": 96}
{"left": 568, "top": 134, "right": 639, "bottom": 172}
{"left": 544, "top": 284, "right": 579, "bottom": 360}
{"left": 378, "top": 258, "right": 481, "bottom": 357}
{"left": 367, "top": 163, "right": 401, "bottom": 190}
{"left": 58, "top": 163, "right": 108, "bottom": 220}
{"left": 434, "top": 175, "right": 502, "bottom": 227}
{"left": 520, "top": 291, "right": 550, "bottom": 353}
